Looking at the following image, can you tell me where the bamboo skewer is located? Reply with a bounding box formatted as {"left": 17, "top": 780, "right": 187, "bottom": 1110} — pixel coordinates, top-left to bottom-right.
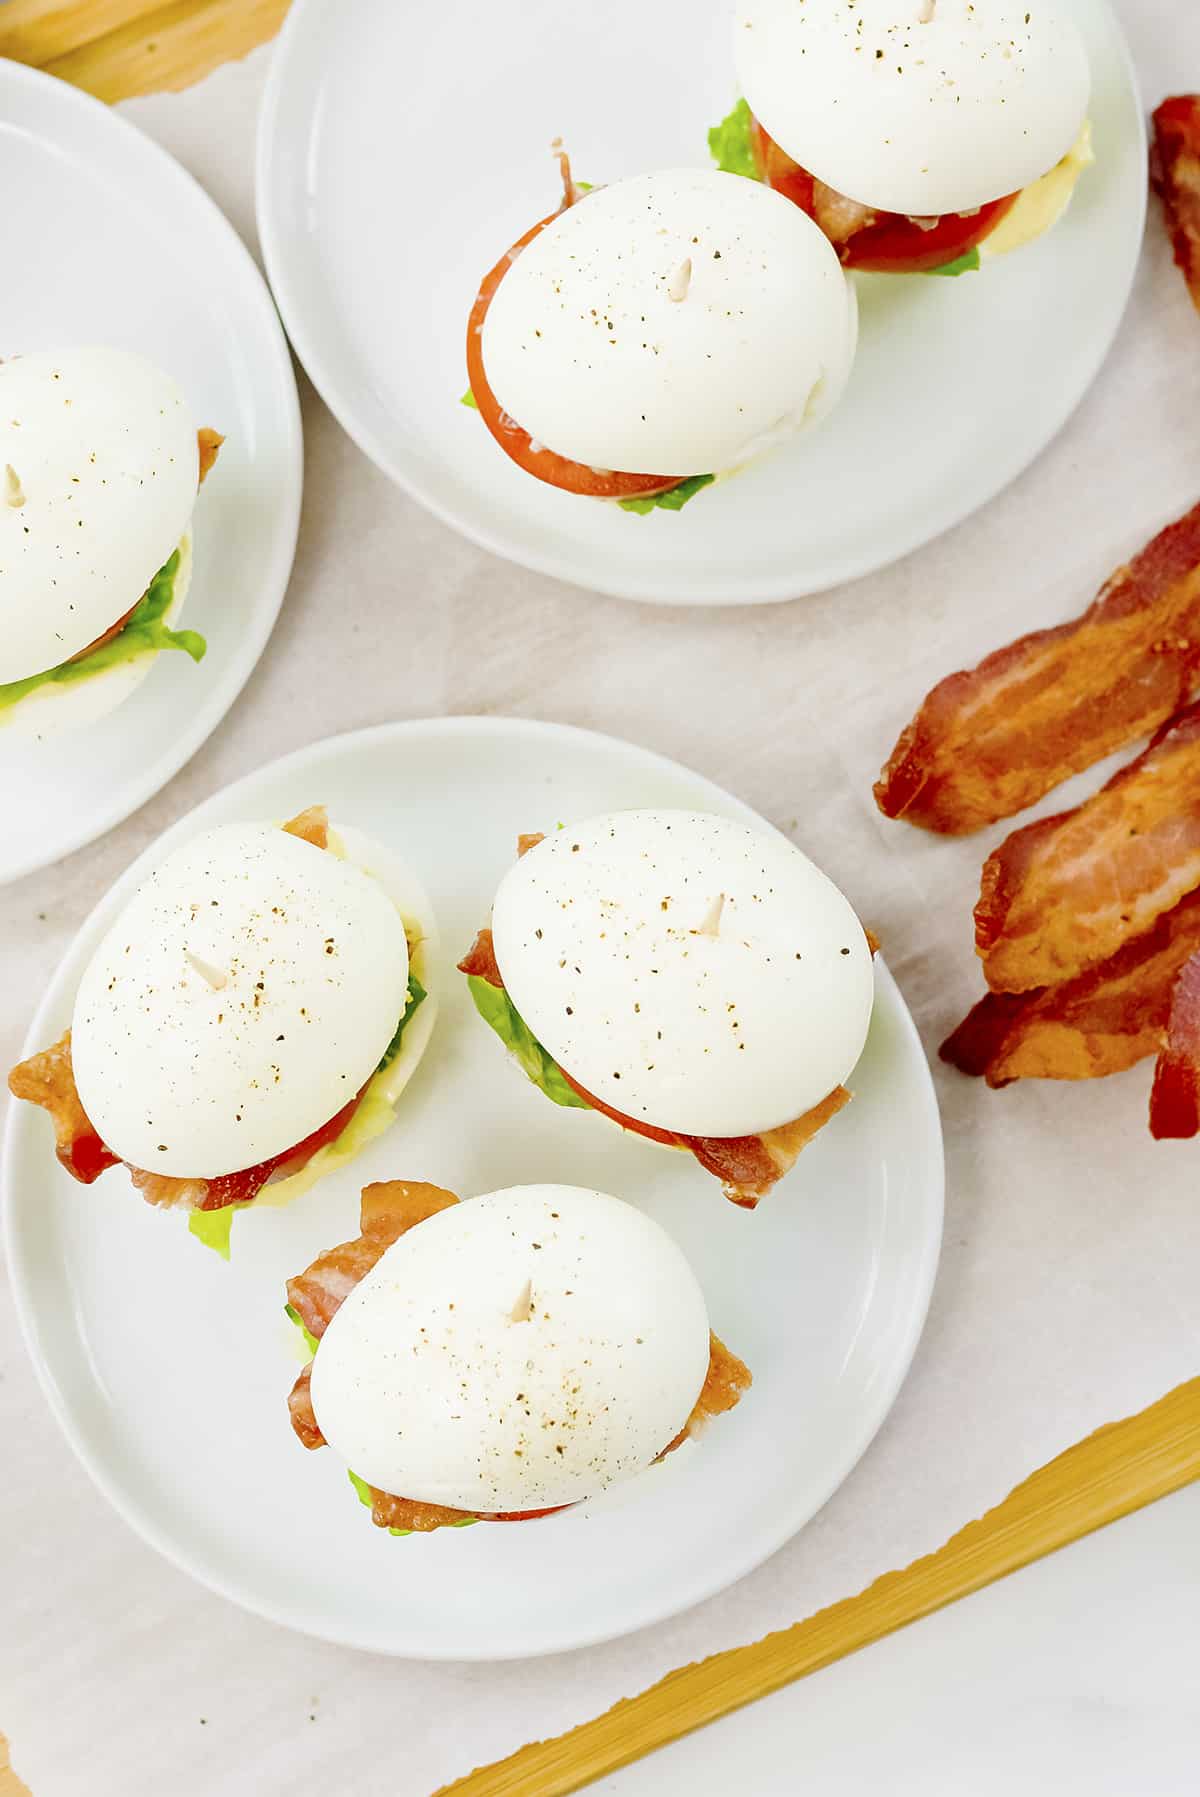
{"left": 437, "top": 1375, "right": 1200, "bottom": 1797}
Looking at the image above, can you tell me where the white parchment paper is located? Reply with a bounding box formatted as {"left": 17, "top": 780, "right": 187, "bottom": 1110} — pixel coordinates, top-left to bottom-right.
{"left": 2, "top": 5, "right": 1199, "bottom": 1792}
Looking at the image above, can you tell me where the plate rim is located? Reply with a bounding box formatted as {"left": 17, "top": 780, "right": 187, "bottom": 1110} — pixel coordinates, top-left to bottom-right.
{"left": 2, "top": 715, "right": 945, "bottom": 1659}
{"left": 254, "top": 0, "right": 1145, "bottom": 608}
{"left": 0, "top": 57, "right": 304, "bottom": 883}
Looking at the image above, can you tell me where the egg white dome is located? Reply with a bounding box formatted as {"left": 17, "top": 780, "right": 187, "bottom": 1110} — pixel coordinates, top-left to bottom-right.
{"left": 481, "top": 168, "right": 856, "bottom": 476}
{"left": 310, "top": 1185, "right": 713, "bottom": 1513}
{"left": 72, "top": 821, "right": 411, "bottom": 1176}
{"left": 735, "top": 0, "right": 1091, "bottom": 216}
{"left": 490, "top": 810, "right": 875, "bottom": 1138}
{"left": 0, "top": 348, "right": 200, "bottom": 682}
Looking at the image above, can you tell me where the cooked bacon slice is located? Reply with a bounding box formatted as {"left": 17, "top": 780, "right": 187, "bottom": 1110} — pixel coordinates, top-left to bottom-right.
{"left": 288, "top": 1179, "right": 751, "bottom": 1531}
{"left": 281, "top": 804, "right": 329, "bottom": 849}
{"left": 287, "top": 1364, "right": 324, "bottom": 1450}
{"left": 876, "top": 501, "right": 1200, "bottom": 834}
{"left": 688, "top": 1088, "right": 852, "bottom": 1207}
{"left": 812, "top": 180, "right": 876, "bottom": 246}
{"left": 942, "top": 888, "right": 1200, "bottom": 1086}
{"left": 197, "top": 428, "right": 224, "bottom": 484}
{"left": 458, "top": 926, "right": 503, "bottom": 987}
{"left": 286, "top": 1180, "right": 460, "bottom": 1343}
{"left": 6, "top": 1031, "right": 117, "bottom": 1183}
{"left": 976, "top": 701, "right": 1200, "bottom": 992}
{"left": 1149, "top": 951, "right": 1200, "bottom": 1138}
{"left": 1152, "top": 97, "right": 1200, "bottom": 312}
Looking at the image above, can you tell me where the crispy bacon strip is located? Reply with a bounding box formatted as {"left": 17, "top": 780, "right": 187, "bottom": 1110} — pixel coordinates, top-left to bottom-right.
{"left": 690, "top": 1089, "right": 852, "bottom": 1208}
{"left": 197, "top": 428, "right": 224, "bottom": 484}
{"left": 1152, "top": 97, "right": 1200, "bottom": 312}
{"left": 287, "top": 1179, "right": 751, "bottom": 1530}
{"left": 976, "top": 701, "right": 1200, "bottom": 992}
{"left": 286, "top": 1180, "right": 460, "bottom": 1342}
{"left": 942, "top": 888, "right": 1200, "bottom": 1086}
{"left": 6, "top": 1031, "right": 117, "bottom": 1183}
{"left": 876, "top": 501, "right": 1200, "bottom": 834}
{"left": 1149, "top": 952, "right": 1200, "bottom": 1138}
{"left": 281, "top": 804, "right": 329, "bottom": 849}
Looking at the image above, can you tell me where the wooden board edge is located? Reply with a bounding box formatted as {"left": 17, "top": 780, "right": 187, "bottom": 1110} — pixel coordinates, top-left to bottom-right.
{"left": 436, "top": 1374, "right": 1200, "bottom": 1796}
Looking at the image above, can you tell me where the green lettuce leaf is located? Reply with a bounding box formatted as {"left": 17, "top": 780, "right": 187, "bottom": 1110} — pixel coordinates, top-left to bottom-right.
{"left": 619, "top": 474, "right": 716, "bottom": 516}
{"left": 708, "top": 97, "right": 760, "bottom": 181}
{"left": 460, "top": 389, "right": 479, "bottom": 409}
{"left": 927, "top": 247, "right": 982, "bottom": 277}
{"left": 284, "top": 1303, "right": 320, "bottom": 1358}
{"left": 187, "top": 1203, "right": 245, "bottom": 1259}
{"left": 377, "top": 974, "right": 426, "bottom": 1071}
{"left": 466, "top": 976, "right": 592, "bottom": 1109}
{"left": 0, "top": 550, "right": 204, "bottom": 715}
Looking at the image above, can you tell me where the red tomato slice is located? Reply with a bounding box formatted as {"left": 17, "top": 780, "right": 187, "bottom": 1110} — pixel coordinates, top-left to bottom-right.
{"left": 488, "top": 1506, "right": 569, "bottom": 1523}
{"left": 195, "top": 1089, "right": 365, "bottom": 1212}
{"left": 750, "top": 115, "right": 1018, "bottom": 273}
{"left": 465, "top": 212, "right": 685, "bottom": 501}
{"left": 558, "top": 1066, "right": 683, "bottom": 1149}
{"left": 839, "top": 195, "right": 1018, "bottom": 273}
{"left": 70, "top": 602, "right": 139, "bottom": 663}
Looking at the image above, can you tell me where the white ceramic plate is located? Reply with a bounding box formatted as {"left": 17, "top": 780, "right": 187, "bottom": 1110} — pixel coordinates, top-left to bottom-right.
{"left": 256, "top": 0, "right": 1143, "bottom": 606}
{"left": 4, "top": 718, "right": 943, "bottom": 1659}
{"left": 0, "top": 60, "right": 302, "bottom": 882}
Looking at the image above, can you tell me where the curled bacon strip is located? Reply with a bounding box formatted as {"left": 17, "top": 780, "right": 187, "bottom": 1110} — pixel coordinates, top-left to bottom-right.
{"left": 876, "top": 501, "right": 1200, "bottom": 834}
{"left": 976, "top": 701, "right": 1200, "bottom": 993}
{"left": 197, "top": 428, "right": 224, "bottom": 485}
{"left": 287, "top": 1179, "right": 460, "bottom": 1342}
{"left": 287, "top": 1179, "right": 751, "bottom": 1531}
{"left": 6, "top": 1031, "right": 117, "bottom": 1183}
{"left": 1149, "top": 952, "right": 1200, "bottom": 1139}
{"left": 458, "top": 922, "right": 851, "bottom": 1206}
{"left": 1152, "top": 97, "right": 1200, "bottom": 313}
{"left": 942, "top": 888, "right": 1200, "bottom": 1086}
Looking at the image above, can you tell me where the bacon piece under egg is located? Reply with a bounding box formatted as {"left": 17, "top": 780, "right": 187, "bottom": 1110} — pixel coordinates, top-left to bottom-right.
{"left": 975, "top": 700, "right": 1200, "bottom": 993}
{"left": 458, "top": 919, "right": 857, "bottom": 1207}
{"left": 876, "top": 501, "right": 1200, "bottom": 834}
{"left": 1152, "top": 97, "right": 1200, "bottom": 313}
{"left": 286, "top": 1178, "right": 751, "bottom": 1531}
{"left": 942, "top": 887, "right": 1200, "bottom": 1087}
{"left": 6, "top": 807, "right": 369, "bottom": 1209}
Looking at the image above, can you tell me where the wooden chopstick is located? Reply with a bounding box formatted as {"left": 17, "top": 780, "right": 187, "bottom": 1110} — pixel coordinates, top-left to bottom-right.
{"left": 0, "top": 0, "right": 291, "bottom": 102}
{"left": 437, "top": 1374, "right": 1200, "bottom": 1797}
